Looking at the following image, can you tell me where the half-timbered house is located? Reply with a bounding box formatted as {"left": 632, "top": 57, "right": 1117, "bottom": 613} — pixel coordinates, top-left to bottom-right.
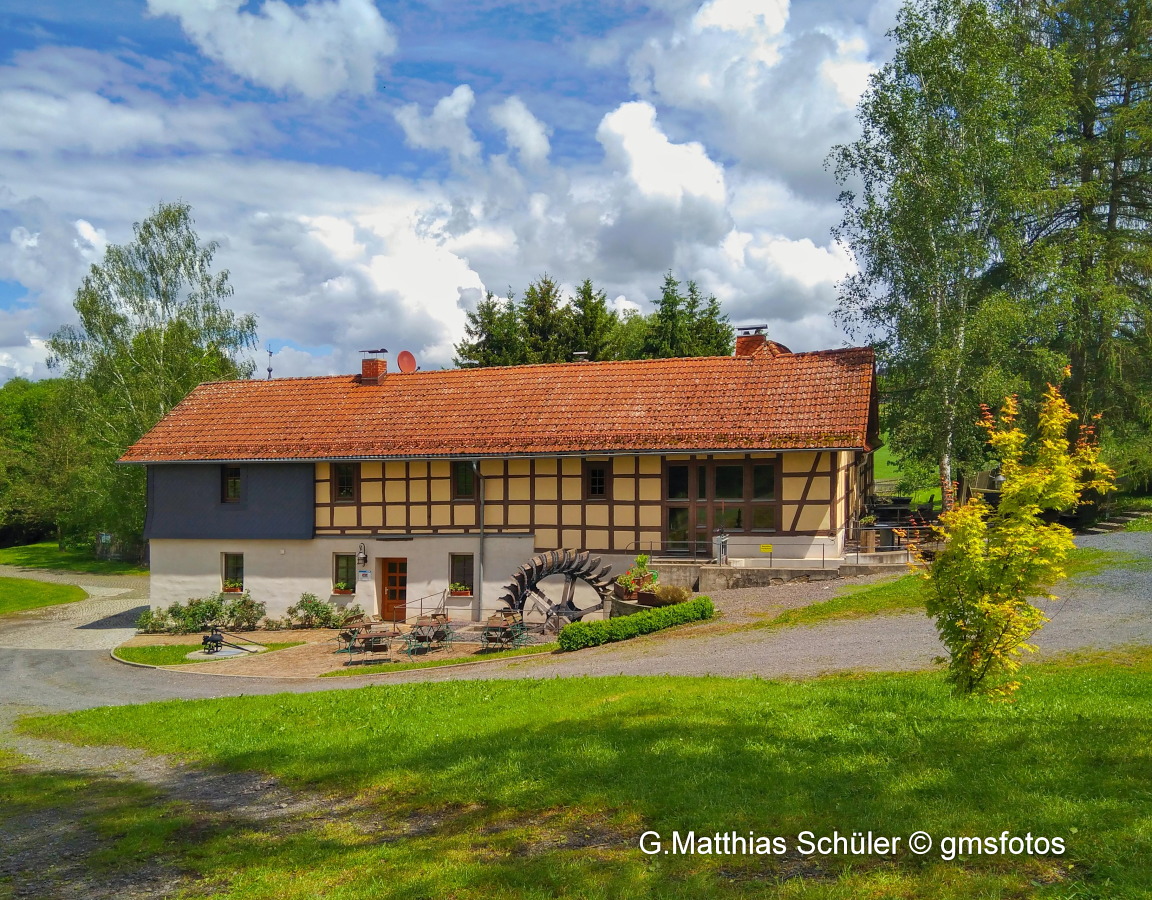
{"left": 123, "top": 333, "right": 879, "bottom": 619}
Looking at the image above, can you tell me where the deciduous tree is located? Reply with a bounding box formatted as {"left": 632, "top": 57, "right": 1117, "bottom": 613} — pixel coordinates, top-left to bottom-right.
{"left": 833, "top": 0, "right": 1070, "bottom": 499}
{"left": 46, "top": 200, "right": 258, "bottom": 547}
{"left": 920, "top": 383, "right": 1114, "bottom": 697}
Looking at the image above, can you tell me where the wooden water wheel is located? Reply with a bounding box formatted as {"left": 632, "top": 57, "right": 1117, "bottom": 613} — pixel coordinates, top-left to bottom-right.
{"left": 496, "top": 549, "right": 614, "bottom": 631}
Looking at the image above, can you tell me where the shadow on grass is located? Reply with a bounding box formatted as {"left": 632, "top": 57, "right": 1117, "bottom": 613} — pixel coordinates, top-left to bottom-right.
{"left": 20, "top": 663, "right": 1152, "bottom": 896}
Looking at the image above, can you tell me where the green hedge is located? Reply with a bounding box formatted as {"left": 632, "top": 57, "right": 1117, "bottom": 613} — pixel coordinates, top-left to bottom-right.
{"left": 558, "top": 596, "right": 714, "bottom": 651}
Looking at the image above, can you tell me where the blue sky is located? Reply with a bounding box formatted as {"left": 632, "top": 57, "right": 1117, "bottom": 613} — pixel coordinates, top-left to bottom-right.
{"left": 0, "top": 0, "right": 900, "bottom": 381}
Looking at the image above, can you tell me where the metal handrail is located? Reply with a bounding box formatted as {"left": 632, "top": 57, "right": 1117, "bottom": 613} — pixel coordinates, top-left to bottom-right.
{"left": 624, "top": 539, "right": 716, "bottom": 561}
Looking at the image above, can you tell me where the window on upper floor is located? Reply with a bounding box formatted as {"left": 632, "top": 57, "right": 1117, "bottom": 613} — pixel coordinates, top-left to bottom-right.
{"left": 332, "top": 462, "right": 358, "bottom": 503}
{"left": 452, "top": 461, "right": 475, "bottom": 500}
{"left": 584, "top": 461, "right": 610, "bottom": 500}
{"left": 221, "top": 465, "right": 241, "bottom": 503}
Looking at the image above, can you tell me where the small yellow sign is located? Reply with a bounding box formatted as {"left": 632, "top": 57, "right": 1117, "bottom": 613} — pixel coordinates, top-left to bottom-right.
{"left": 760, "top": 543, "right": 774, "bottom": 553}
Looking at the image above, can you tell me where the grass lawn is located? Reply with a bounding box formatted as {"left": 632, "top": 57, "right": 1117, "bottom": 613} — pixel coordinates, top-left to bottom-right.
{"left": 113, "top": 642, "right": 304, "bottom": 667}
{"left": 15, "top": 651, "right": 1152, "bottom": 899}
{"left": 0, "top": 576, "right": 86, "bottom": 616}
{"left": 0, "top": 542, "right": 148, "bottom": 576}
{"left": 754, "top": 547, "right": 1127, "bottom": 633}
{"left": 321, "top": 642, "right": 559, "bottom": 677}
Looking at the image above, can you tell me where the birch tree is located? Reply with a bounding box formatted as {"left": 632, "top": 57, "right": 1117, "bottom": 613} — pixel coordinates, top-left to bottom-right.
{"left": 46, "top": 201, "right": 258, "bottom": 545}
{"left": 832, "top": 0, "right": 1069, "bottom": 501}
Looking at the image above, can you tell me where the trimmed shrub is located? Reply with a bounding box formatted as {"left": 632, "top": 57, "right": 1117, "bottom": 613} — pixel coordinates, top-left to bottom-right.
{"left": 654, "top": 583, "right": 692, "bottom": 605}
{"left": 558, "top": 596, "right": 715, "bottom": 651}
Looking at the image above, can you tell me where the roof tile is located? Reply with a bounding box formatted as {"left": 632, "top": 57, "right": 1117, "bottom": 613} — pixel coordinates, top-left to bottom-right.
{"left": 121, "top": 349, "right": 876, "bottom": 463}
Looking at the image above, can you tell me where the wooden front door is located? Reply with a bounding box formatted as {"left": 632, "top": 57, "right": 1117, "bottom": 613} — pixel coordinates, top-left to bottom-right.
{"left": 379, "top": 558, "right": 408, "bottom": 621}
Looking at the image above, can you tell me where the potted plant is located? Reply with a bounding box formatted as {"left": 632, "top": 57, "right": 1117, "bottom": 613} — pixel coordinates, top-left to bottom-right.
{"left": 333, "top": 581, "right": 355, "bottom": 595}
{"left": 448, "top": 582, "right": 472, "bottom": 596}
{"left": 858, "top": 514, "right": 878, "bottom": 553}
{"left": 222, "top": 579, "right": 244, "bottom": 593}
{"left": 614, "top": 554, "right": 660, "bottom": 604}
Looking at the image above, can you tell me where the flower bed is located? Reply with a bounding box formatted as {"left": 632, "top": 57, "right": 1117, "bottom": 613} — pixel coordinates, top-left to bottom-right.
{"left": 557, "top": 596, "right": 714, "bottom": 651}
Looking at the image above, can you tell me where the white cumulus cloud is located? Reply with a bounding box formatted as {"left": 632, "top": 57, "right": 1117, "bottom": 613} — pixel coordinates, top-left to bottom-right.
{"left": 489, "top": 96, "right": 551, "bottom": 166}
{"left": 394, "top": 85, "right": 482, "bottom": 164}
{"left": 147, "top": 0, "right": 396, "bottom": 99}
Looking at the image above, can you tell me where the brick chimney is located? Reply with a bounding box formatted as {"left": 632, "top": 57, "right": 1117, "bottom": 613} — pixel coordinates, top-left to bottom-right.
{"left": 735, "top": 333, "right": 767, "bottom": 357}
{"left": 361, "top": 357, "right": 387, "bottom": 385}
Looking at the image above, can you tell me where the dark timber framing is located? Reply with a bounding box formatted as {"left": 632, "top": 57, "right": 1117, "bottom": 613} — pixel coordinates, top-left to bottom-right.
{"left": 311, "top": 448, "right": 857, "bottom": 549}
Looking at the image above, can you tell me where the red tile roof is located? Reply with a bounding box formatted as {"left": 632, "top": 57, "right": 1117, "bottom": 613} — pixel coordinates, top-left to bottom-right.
{"left": 120, "top": 348, "right": 877, "bottom": 463}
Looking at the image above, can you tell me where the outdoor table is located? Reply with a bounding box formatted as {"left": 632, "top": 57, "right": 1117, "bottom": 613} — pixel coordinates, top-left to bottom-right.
{"left": 338, "top": 625, "right": 399, "bottom": 665}
{"left": 403, "top": 617, "right": 452, "bottom": 657}
{"left": 480, "top": 618, "right": 526, "bottom": 650}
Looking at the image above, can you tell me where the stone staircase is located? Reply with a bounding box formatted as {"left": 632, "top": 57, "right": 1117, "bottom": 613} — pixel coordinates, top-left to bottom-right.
{"left": 1078, "top": 509, "right": 1152, "bottom": 535}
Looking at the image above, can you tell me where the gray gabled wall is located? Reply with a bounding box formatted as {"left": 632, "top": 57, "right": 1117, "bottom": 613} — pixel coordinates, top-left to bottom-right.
{"left": 144, "top": 463, "right": 314, "bottom": 540}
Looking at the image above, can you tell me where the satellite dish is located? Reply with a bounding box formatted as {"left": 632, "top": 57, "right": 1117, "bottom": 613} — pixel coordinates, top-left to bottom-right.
{"left": 397, "top": 350, "right": 417, "bottom": 374}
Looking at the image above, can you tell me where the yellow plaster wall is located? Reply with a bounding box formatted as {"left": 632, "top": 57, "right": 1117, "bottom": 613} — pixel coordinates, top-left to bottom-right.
{"left": 613, "top": 456, "right": 635, "bottom": 475}
{"left": 797, "top": 506, "right": 831, "bottom": 532}
{"left": 782, "top": 451, "right": 820, "bottom": 474}
{"left": 360, "top": 482, "right": 382, "bottom": 504}
{"left": 484, "top": 506, "right": 504, "bottom": 526}
{"left": 638, "top": 479, "right": 661, "bottom": 501}
{"left": 315, "top": 462, "right": 330, "bottom": 479}
{"left": 315, "top": 508, "right": 330, "bottom": 528}
{"left": 562, "top": 458, "right": 581, "bottom": 475}
{"left": 586, "top": 530, "right": 610, "bottom": 550}
{"left": 386, "top": 507, "right": 406, "bottom": 527}
{"left": 385, "top": 462, "right": 406, "bottom": 478}
{"left": 480, "top": 460, "right": 503, "bottom": 476}
{"left": 507, "top": 505, "right": 530, "bottom": 526}
{"left": 385, "top": 482, "right": 406, "bottom": 503}
{"left": 638, "top": 456, "right": 661, "bottom": 474}
{"left": 332, "top": 507, "right": 358, "bottom": 527}
{"left": 614, "top": 507, "right": 635, "bottom": 527}
{"left": 562, "top": 529, "right": 583, "bottom": 547}
{"left": 410, "top": 481, "right": 427, "bottom": 503}
{"left": 535, "top": 505, "right": 557, "bottom": 526}
{"left": 430, "top": 461, "right": 450, "bottom": 478}
{"left": 562, "top": 478, "right": 581, "bottom": 501}
{"left": 361, "top": 462, "right": 381, "bottom": 479}
{"left": 361, "top": 507, "right": 383, "bottom": 527}
{"left": 535, "top": 528, "right": 557, "bottom": 549}
{"left": 639, "top": 506, "right": 661, "bottom": 527}
{"left": 586, "top": 505, "right": 609, "bottom": 527}
{"left": 454, "top": 506, "right": 476, "bottom": 526}
{"left": 507, "top": 479, "right": 530, "bottom": 501}
{"left": 314, "top": 482, "right": 329, "bottom": 504}
{"left": 508, "top": 459, "right": 530, "bottom": 476}
{"left": 429, "top": 480, "right": 450, "bottom": 502}
{"left": 535, "top": 458, "right": 557, "bottom": 475}
{"left": 535, "top": 478, "right": 557, "bottom": 501}
{"left": 562, "top": 505, "right": 582, "bottom": 525}
{"left": 614, "top": 479, "right": 635, "bottom": 501}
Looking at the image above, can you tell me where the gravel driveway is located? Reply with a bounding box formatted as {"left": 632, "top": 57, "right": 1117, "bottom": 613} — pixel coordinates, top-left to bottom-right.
{"left": 1, "top": 530, "right": 1149, "bottom": 714}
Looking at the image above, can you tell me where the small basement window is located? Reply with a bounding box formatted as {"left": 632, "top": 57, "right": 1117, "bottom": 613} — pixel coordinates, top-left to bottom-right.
{"left": 222, "top": 553, "right": 244, "bottom": 590}
{"left": 450, "top": 553, "right": 474, "bottom": 593}
{"left": 334, "top": 554, "right": 356, "bottom": 590}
